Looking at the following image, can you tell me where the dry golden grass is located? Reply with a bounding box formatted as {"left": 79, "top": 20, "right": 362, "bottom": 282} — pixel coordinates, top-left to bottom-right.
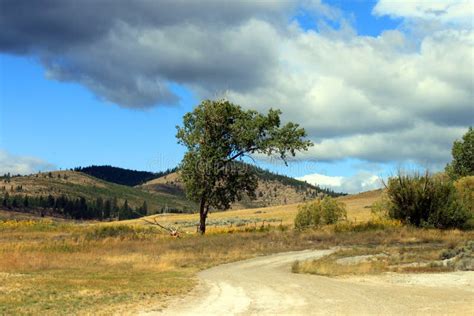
{"left": 120, "top": 189, "right": 382, "bottom": 231}
{"left": 1, "top": 188, "right": 472, "bottom": 314}
{"left": 2, "top": 216, "right": 473, "bottom": 315}
{"left": 4, "top": 171, "right": 108, "bottom": 194}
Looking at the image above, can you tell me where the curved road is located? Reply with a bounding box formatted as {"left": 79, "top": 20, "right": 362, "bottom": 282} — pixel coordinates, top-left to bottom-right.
{"left": 154, "top": 249, "right": 474, "bottom": 315}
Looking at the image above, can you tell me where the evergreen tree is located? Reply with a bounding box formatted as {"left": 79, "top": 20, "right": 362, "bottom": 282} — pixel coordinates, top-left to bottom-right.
{"left": 47, "top": 195, "right": 55, "bottom": 208}
{"left": 2, "top": 192, "right": 9, "bottom": 208}
{"left": 104, "top": 199, "right": 112, "bottom": 219}
{"left": 11, "top": 196, "right": 18, "bottom": 208}
{"left": 96, "top": 197, "right": 104, "bottom": 220}
{"left": 120, "top": 199, "right": 129, "bottom": 220}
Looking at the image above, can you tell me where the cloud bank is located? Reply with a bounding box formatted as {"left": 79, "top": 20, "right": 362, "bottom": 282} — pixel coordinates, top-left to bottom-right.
{"left": 1, "top": 0, "right": 472, "bottom": 167}
{"left": 0, "top": 150, "right": 55, "bottom": 175}
{"left": 297, "top": 172, "right": 382, "bottom": 194}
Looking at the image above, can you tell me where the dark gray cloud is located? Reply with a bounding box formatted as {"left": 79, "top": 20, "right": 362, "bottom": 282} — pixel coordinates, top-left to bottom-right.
{"left": 0, "top": 0, "right": 296, "bottom": 107}
{"left": 0, "top": 0, "right": 291, "bottom": 53}
{"left": 1, "top": 0, "right": 472, "bottom": 165}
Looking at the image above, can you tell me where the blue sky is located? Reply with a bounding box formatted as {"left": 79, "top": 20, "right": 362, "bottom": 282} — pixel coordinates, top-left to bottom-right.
{"left": 0, "top": 1, "right": 472, "bottom": 193}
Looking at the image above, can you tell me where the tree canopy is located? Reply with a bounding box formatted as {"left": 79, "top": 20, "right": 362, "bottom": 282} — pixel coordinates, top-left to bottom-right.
{"left": 446, "top": 127, "right": 473, "bottom": 179}
{"left": 176, "top": 99, "right": 313, "bottom": 234}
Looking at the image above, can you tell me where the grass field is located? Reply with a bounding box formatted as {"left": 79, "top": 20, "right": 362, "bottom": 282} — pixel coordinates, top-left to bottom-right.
{"left": 121, "top": 189, "right": 381, "bottom": 231}
{"left": 1, "top": 190, "right": 472, "bottom": 315}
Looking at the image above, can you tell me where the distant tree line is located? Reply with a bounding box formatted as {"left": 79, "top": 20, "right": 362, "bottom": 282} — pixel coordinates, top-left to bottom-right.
{"left": 0, "top": 192, "right": 148, "bottom": 220}
{"left": 248, "top": 164, "right": 346, "bottom": 197}
{"left": 74, "top": 165, "right": 177, "bottom": 186}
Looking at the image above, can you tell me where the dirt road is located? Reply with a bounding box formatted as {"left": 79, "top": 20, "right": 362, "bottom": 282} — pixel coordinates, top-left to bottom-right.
{"left": 154, "top": 249, "right": 474, "bottom": 315}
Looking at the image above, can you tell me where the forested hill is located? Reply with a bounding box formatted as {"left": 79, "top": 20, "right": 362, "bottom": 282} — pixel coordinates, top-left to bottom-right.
{"left": 249, "top": 164, "right": 343, "bottom": 196}
{"left": 140, "top": 163, "right": 346, "bottom": 209}
{"left": 74, "top": 165, "right": 177, "bottom": 186}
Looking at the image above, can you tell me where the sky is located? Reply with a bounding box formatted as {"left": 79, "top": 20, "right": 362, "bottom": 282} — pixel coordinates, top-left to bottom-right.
{"left": 0, "top": 0, "right": 473, "bottom": 193}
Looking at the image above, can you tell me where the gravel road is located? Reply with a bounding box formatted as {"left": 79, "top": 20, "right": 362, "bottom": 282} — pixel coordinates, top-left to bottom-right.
{"left": 153, "top": 249, "right": 474, "bottom": 315}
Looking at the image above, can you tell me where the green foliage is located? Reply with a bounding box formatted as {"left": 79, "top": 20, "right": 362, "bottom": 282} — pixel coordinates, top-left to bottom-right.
{"left": 454, "top": 176, "right": 474, "bottom": 229}
{"left": 294, "top": 196, "right": 347, "bottom": 229}
{"left": 446, "top": 127, "right": 473, "bottom": 179}
{"left": 176, "top": 99, "right": 312, "bottom": 233}
{"left": 321, "top": 196, "right": 347, "bottom": 224}
{"left": 454, "top": 176, "right": 474, "bottom": 213}
{"left": 385, "top": 171, "right": 472, "bottom": 229}
{"left": 0, "top": 191, "right": 151, "bottom": 221}
{"left": 0, "top": 172, "right": 195, "bottom": 219}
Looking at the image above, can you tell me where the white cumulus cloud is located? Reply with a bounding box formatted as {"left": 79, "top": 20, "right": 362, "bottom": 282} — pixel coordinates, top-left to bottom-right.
{"left": 0, "top": 150, "right": 55, "bottom": 175}
{"left": 1, "top": 0, "right": 472, "bottom": 167}
{"left": 298, "top": 172, "right": 383, "bottom": 194}
{"left": 373, "top": 0, "right": 474, "bottom": 25}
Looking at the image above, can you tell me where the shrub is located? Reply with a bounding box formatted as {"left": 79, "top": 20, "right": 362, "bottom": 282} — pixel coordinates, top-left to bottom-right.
{"left": 334, "top": 218, "right": 401, "bottom": 233}
{"left": 385, "top": 171, "right": 471, "bottom": 229}
{"left": 370, "top": 193, "right": 392, "bottom": 219}
{"left": 455, "top": 176, "right": 474, "bottom": 213}
{"left": 294, "top": 196, "right": 346, "bottom": 229}
{"left": 445, "top": 127, "right": 473, "bottom": 179}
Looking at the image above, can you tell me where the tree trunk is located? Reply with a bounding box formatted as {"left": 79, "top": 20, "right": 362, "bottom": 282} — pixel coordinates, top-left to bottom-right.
{"left": 199, "top": 197, "right": 207, "bottom": 234}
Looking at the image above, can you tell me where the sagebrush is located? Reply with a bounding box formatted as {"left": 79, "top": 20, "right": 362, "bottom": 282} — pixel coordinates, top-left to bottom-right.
{"left": 294, "top": 196, "right": 346, "bottom": 229}
{"left": 385, "top": 172, "right": 472, "bottom": 229}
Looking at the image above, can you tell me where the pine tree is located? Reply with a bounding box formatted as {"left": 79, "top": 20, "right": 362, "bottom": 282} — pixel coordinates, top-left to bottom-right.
{"left": 104, "top": 199, "right": 112, "bottom": 219}
{"left": 11, "top": 196, "right": 18, "bottom": 208}
{"left": 96, "top": 197, "right": 104, "bottom": 220}
{"left": 140, "top": 200, "right": 148, "bottom": 216}
{"left": 119, "top": 199, "right": 129, "bottom": 220}
{"left": 2, "top": 192, "right": 9, "bottom": 208}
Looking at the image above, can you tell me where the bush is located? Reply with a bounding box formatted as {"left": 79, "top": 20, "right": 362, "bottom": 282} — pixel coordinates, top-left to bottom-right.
{"left": 334, "top": 218, "right": 401, "bottom": 233}
{"left": 385, "top": 171, "right": 472, "bottom": 229}
{"left": 454, "top": 176, "right": 474, "bottom": 229}
{"left": 445, "top": 127, "right": 473, "bottom": 179}
{"left": 294, "top": 196, "right": 346, "bottom": 229}
{"left": 455, "top": 176, "right": 474, "bottom": 213}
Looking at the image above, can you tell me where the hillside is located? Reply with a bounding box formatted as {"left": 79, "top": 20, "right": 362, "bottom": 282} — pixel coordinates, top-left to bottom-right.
{"left": 73, "top": 165, "right": 176, "bottom": 186}
{"left": 0, "top": 165, "right": 345, "bottom": 220}
{"left": 0, "top": 170, "right": 195, "bottom": 219}
{"left": 139, "top": 166, "right": 344, "bottom": 210}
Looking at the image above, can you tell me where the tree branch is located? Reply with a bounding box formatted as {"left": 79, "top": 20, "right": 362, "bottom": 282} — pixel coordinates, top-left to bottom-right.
{"left": 142, "top": 216, "right": 180, "bottom": 237}
{"left": 226, "top": 146, "right": 258, "bottom": 163}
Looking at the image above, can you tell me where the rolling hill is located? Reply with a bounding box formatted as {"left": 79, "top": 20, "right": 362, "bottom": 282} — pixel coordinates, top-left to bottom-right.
{"left": 139, "top": 165, "right": 344, "bottom": 209}
{"left": 73, "top": 165, "right": 177, "bottom": 186}
{"left": 0, "top": 170, "right": 196, "bottom": 218}
{"left": 0, "top": 164, "right": 344, "bottom": 220}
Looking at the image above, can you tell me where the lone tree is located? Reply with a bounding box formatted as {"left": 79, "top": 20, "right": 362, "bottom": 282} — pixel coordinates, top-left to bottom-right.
{"left": 446, "top": 127, "right": 473, "bottom": 179}
{"left": 176, "top": 99, "right": 312, "bottom": 234}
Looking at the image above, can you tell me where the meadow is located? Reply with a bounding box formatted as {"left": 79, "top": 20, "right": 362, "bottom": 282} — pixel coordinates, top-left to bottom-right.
{"left": 1, "top": 190, "right": 473, "bottom": 315}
